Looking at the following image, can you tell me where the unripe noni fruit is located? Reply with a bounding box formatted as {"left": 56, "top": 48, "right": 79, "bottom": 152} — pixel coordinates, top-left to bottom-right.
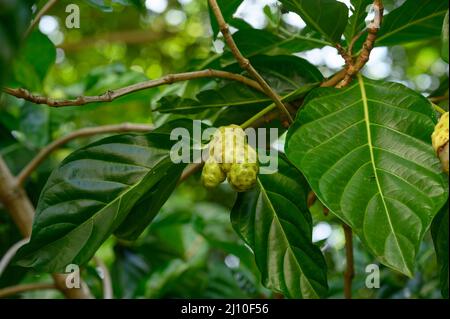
{"left": 227, "top": 161, "right": 259, "bottom": 192}
{"left": 210, "top": 125, "right": 247, "bottom": 171}
{"left": 201, "top": 158, "right": 226, "bottom": 188}
{"left": 432, "top": 112, "right": 449, "bottom": 174}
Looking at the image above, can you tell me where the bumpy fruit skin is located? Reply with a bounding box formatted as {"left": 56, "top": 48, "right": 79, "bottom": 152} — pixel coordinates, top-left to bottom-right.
{"left": 432, "top": 112, "right": 449, "bottom": 174}
{"left": 227, "top": 162, "right": 259, "bottom": 192}
{"left": 201, "top": 159, "right": 226, "bottom": 188}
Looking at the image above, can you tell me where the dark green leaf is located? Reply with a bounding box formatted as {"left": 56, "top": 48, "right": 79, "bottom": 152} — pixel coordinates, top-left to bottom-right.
{"left": 286, "top": 77, "right": 449, "bottom": 277}
{"left": 377, "top": 0, "right": 448, "bottom": 46}
{"left": 231, "top": 154, "right": 328, "bottom": 298}
{"left": 12, "top": 30, "right": 56, "bottom": 91}
{"left": 19, "top": 102, "right": 50, "bottom": 148}
{"left": 225, "top": 55, "right": 323, "bottom": 94}
{"left": 344, "top": 0, "right": 372, "bottom": 43}
{"left": 208, "top": 0, "right": 243, "bottom": 39}
{"left": 15, "top": 120, "right": 198, "bottom": 272}
{"left": 0, "top": 0, "right": 32, "bottom": 87}
{"left": 431, "top": 201, "right": 449, "bottom": 298}
{"left": 279, "top": 0, "right": 349, "bottom": 43}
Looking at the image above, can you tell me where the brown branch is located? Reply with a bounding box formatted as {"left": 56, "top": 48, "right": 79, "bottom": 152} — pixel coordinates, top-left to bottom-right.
{"left": 343, "top": 224, "right": 354, "bottom": 299}
{"left": 429, "top": 95, "right": 449, "bottom": 103}
{"left": 24, "top": 0, "right": 59, "bottom": 38}
{"left": 3, "top": 69, "right": 263, "bottom": 108}
{"left": 0, "top": 155, "right": 92, "bottom": 299}
{"left": 208, "top": 0, "right": 294, "bottom": 124}
{"left": 0, "top": 282, "right": 57, "bottom": 298}
{"left": 337, "top": 0, "right": 384, "bottom": 88}
{"left": 336, "top": 44, "right": 354, "bottom": 67}
{"left": 321, "top": 69, "right": 348, "bottom": 88}
{"left": 17, "top": 123, "right": 153, "bottom": 186}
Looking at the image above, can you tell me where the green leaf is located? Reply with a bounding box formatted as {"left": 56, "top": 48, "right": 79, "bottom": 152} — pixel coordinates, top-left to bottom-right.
{"left": 377, "top": 0, "right": 448, "bottom": 46}
{"left": 12, "top": 30, "right": 56, "bottom": 91}
{"left": 442, "top": 11, "right": 449, "bottom": 63}
{"left": 231, "top": 154, "right": 328, "bottom": 299}
{"left": 279, "top": 0, "right": 349, "bottom": 43}
{"left": 220, "top": 28, "right": 330, "bottom": 66}
{"left": 156, "top": 83, "right": 269, "bottom": 114}
{"left": 0, "top": 0, "right": 32, "bottom": 87}
{"left": 225, "top": 55, "right": 324, "bottom": 94}
{"left": 286, "top": 77, "right": 449, "bottom": 277}
{"left": 19, "top": 102, "right": 50, "bottom": 148}
{"left": 15, "top": 120, "right": 197, "bottom": 272}
{"left": 208, "top": 0, "right": 243, "bottom": 39}
{"left": 431, "top": 201, "right": 449, "bottom": 298}
{"left": 344, "top": 0, "right": 372, "bottom": 44}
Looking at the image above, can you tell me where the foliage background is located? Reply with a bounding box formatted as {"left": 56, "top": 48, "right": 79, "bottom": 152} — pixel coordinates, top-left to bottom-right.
{"left": 0, "top": 0, "right": 448, "bottom": 298}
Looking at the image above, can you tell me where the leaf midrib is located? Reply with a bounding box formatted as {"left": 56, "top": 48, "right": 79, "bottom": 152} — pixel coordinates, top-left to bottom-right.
{"left": 257, "top": 179, "right": 320, "bottom": 298}
{"left": 357, "top": 75, "right": 409, "bottom": 273}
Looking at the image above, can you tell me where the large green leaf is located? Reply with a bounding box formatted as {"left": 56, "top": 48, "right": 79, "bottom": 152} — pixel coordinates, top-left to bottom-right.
{"left": 376, "top": 0, "right": 448, "bottom": 47}
{"left": 431, "top": 201, "right": 449, "bottom": 299}
{"left": 442, "top": 11, "right": 449, "bottom": 63}
{"left": 231, "top": 154, "right": 328, "bottom": 299}
{"left": 15, "top": 120, "right": 197, "bottom": 272}
{"left": 285, "top": 77, "right": 448, "bottom": 277}
{"left": 208, "top": 0, "right": 243, "bottom": 39}
{"left": 344, "top": 0, "right": 372, "bottom": 44}
{"left": 279, "top": 0, "right": 349, "bottom": 43}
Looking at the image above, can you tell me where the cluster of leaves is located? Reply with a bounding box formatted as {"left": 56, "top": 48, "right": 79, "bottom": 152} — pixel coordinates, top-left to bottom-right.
{"left": 0, "top": 0, "right": 448, "bottom": 299}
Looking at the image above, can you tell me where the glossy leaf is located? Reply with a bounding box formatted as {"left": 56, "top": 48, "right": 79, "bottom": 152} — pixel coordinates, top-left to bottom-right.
{"left": 431, "top": 201, "right": 449, "bottom": 298}
{"left": 15, "top": 120, "right": 195, "bottom": 272}
{"left": 377, "top": 0, "right": 448, "bottom": 47}
{"left": 231, "top": 154, "right": 328, "bottom": 299}
{"left": 279, "top": 0, "right": 349, "bottom": 43}
{"left": 286, "top": 77, "right": 448, "bottom": 277}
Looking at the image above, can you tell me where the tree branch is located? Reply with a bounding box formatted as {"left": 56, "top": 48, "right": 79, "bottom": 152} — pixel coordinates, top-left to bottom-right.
{"left": 17, "top": 123, "right": 154, "bottom": 186}
{"left": 94, "top": 257, "right": 113, "bottom": 299}
{"left": 208, "top": 0, "right": 294, "bottom": 124}
{"left": 24, "top": 0, "right": 59, "bottom": 38}
{"left": 343, "top": 223, "right": 354, "bottom": 299}
{"left": 3, "top": 69, "right": 262, "bottom": 107}
{"left": 337, "top": 0, "right": 384, "bottom": 88}
{"left": 0, "top": 238, "right": 29, "bottom": 277}
{"left": 0, "top": 155, "right": 92, "bottom": 299}
{"left": 0, "top": 282, "right": 57, "bottom": 298}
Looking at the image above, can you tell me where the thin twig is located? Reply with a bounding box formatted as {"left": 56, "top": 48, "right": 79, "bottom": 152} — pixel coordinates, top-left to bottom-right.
{"left": 429, "top": 95, "right": 449, "bottom": 104}
{"left": 0, "top": 282, "right": 57, "bottom": 298}
{"left": 0, "top": 238, "right": 29, "bottom": 277}
{"left": 24, "top": 0, "right": 59, "bottom": 38}
{"left": 321, "top": 69, "right": 348, "bottom": 88}
{"left": 3, "top": 69, "right": 262, "bottom": 108}
{"left": 17, "top": 123, "right": 154, "bottom": 186}
{"left": 208, "top": 0, "right": 293, "bottom": 124}
{"left": 94, "top": 256, "right": 113, "bottom": 299}
{"left": 337, "top": 0, "right": 384, "bottom": 88}
{"left": 343, "top": 224, "right": 354, "bottom": 299}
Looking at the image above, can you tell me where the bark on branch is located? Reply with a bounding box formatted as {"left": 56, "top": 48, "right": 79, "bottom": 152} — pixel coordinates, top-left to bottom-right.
{"left": 17, "top": 123, "right": 154, "bottom": 186}
{"left": 3, "top": 69, "right": 262, "bottom": 108}
{"left": 208, "top": 0, "right": 294, "bottom": 124}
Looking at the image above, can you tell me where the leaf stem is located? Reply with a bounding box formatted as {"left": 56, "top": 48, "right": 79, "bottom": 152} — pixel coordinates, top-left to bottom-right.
{"left": 432, "top": 102, "right": 447, "bottom": 115}
{"left": 24, "top": 0, "right": 59, "bottom": 38}
{"left": 0, "top": 283, "right": 57, "bottom": 298}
